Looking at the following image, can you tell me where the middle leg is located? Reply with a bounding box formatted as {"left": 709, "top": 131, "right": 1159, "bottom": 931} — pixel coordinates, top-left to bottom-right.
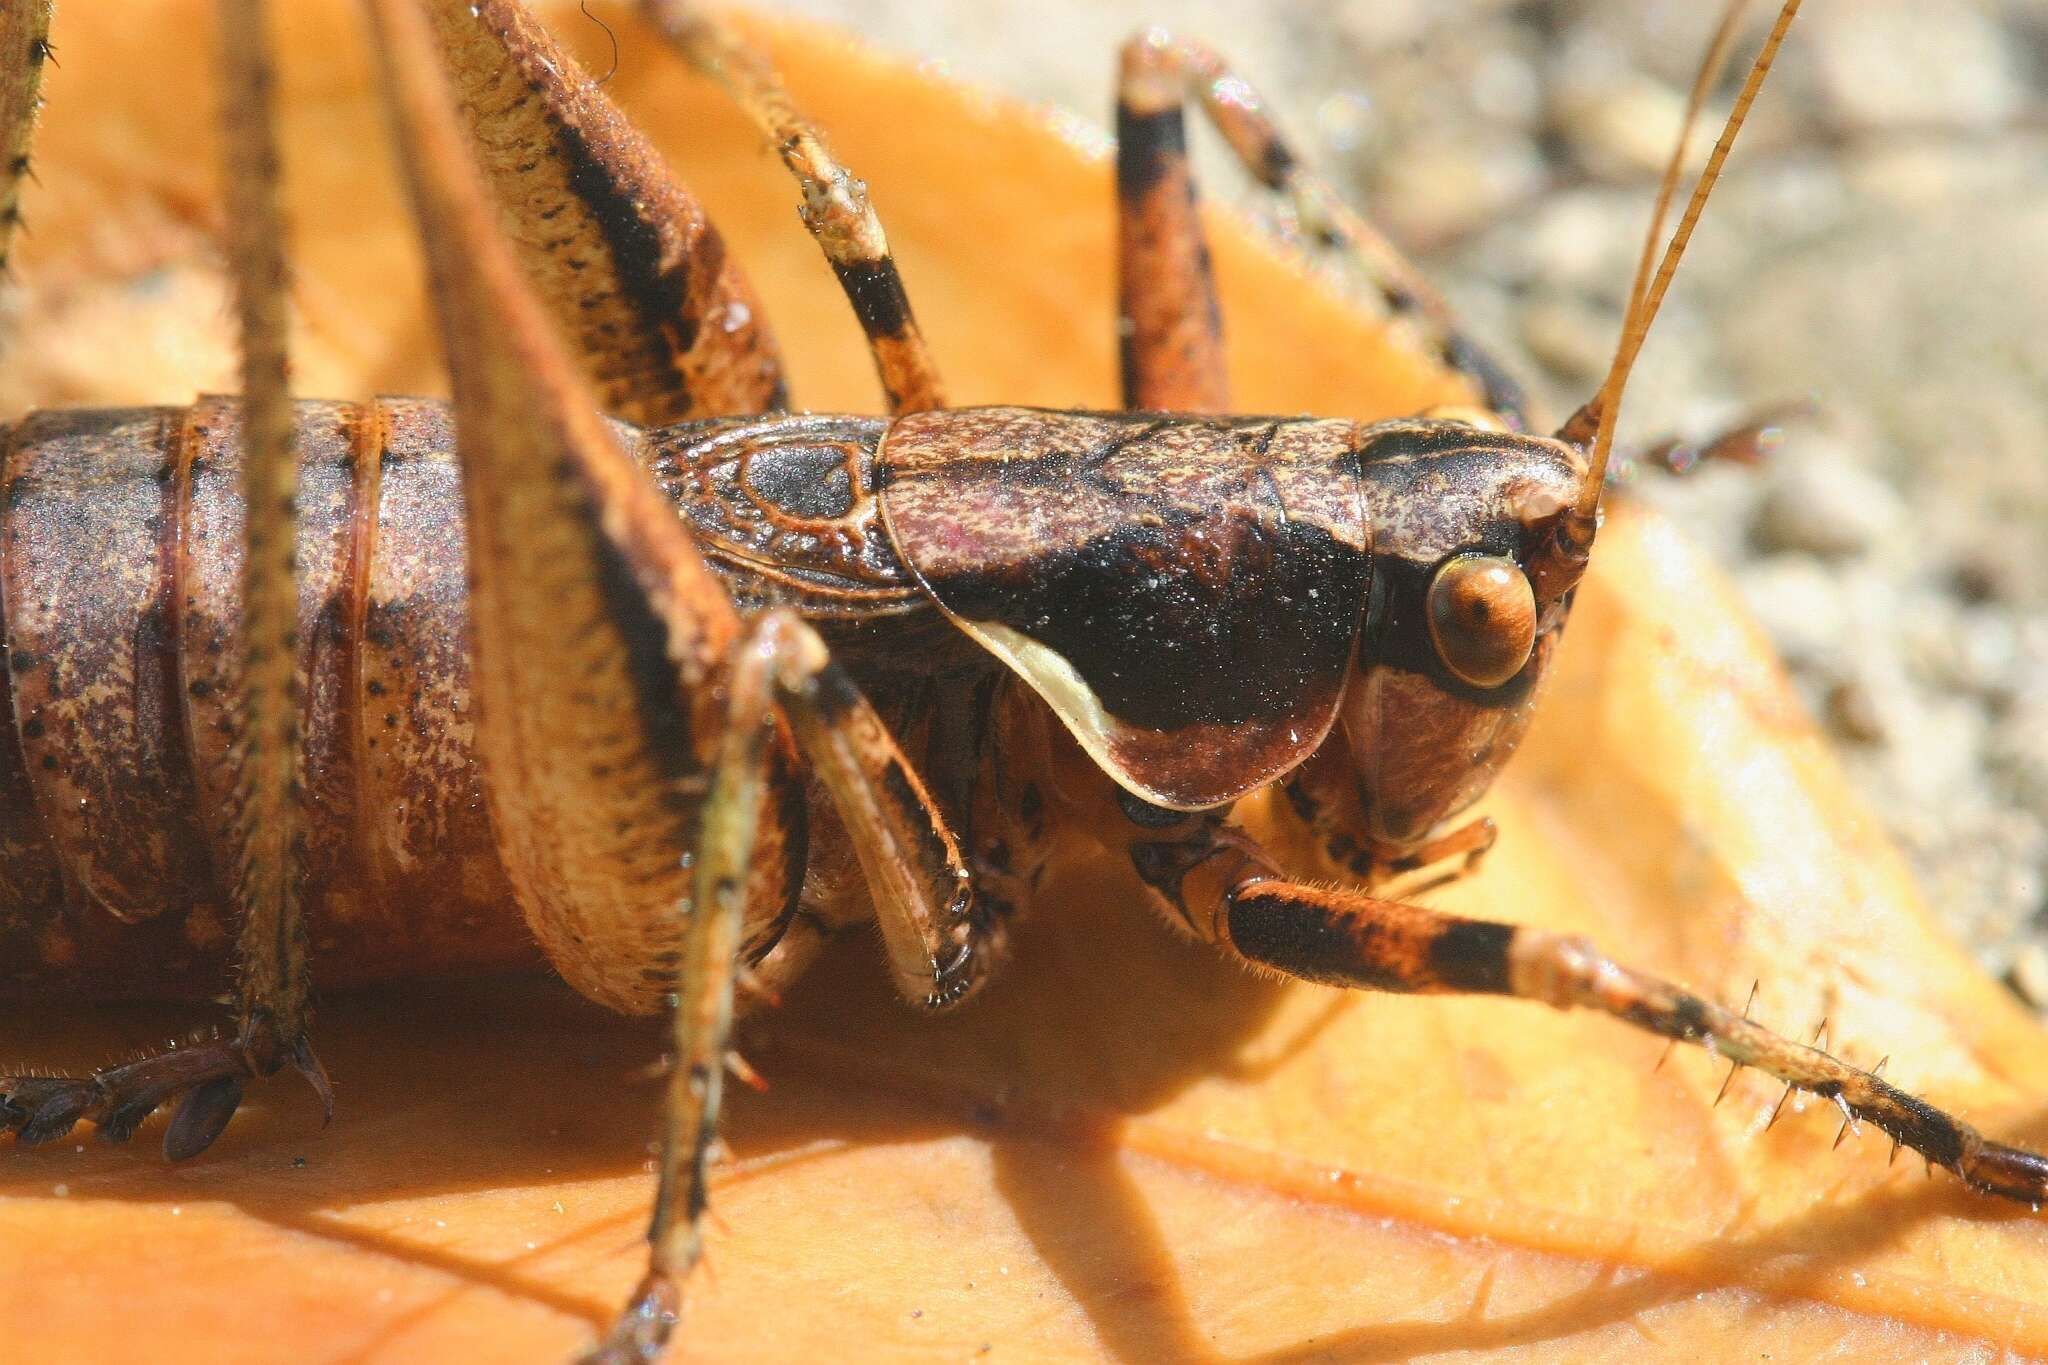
{"left": 636, "top": 0, "right": 946, "bottom": 416}
{"left": 1113, "top": 29, "right": 1530, "bottom": 425}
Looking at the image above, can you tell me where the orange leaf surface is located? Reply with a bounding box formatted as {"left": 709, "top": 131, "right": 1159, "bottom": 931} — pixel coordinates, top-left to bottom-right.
{"left": 3, "top": 3, "right": 2046, "bottom": 1361}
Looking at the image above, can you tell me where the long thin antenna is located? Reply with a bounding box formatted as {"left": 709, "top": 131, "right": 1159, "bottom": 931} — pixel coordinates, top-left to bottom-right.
{"left": 1621, "top": 3, "right": 1754, "bottom": 346}
{"left": 1563, "top": 0, "right": 1802, "bottom": 521}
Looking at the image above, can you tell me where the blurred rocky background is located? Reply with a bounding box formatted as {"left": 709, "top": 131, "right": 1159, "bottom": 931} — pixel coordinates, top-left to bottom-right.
{"left": 773, "top": 0, "right": 2048, "bottom": 1001}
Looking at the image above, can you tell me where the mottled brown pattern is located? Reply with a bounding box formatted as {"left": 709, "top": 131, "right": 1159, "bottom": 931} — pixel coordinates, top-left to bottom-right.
{"left": 1, "top": 407, "right": 216, "bottom": 926}
{"left": 642, "top": 414, "right": 919, "bottom": 617}
{"left": 0, "top": 402, "right": 1587, "bottom": 1000}
{"left": 296, "top": 403, "right": 377, "bottom": 955}
{"left": 25, "top": 12, "right": 2048, "bottom": 1358}
{"left": 178, "top": 396, "right": 274, "bottom": 925}
{"left": 357, "top": 399, "right": 516, "bottom": 954}
{"left": 878, "top": 406, "right": 1367, "bottom": 808}
{"left": 423, "top": 0, "right": 784, "bottom": 425}
{"left": 0, "top": 399, "right": 967, "bottom": 1005}
{"left": 1351, "top": 421, "right": 1582, "bottom": 574}
{"left": 1115, "top": 58, "right": 1228, "bottom": 413}
{"left": 0, "top": 429, "right": 60, "bottom": 992}
{"left": 0, "top": 402, "right": 542, "bottom": 1002}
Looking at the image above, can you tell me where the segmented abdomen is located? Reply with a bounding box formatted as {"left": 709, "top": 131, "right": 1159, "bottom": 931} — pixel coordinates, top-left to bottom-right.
{"left": 0, "top": 397, "right": 537, "bottom": 1000}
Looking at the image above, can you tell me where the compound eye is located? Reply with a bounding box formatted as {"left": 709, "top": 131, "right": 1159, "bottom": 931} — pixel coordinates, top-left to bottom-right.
{"left": 1426, "top": 555, "right": 1536, "bottom": 688}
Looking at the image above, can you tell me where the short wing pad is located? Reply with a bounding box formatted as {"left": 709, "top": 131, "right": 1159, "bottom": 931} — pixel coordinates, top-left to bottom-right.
{"left": 878, "top": 408, "right": 1368, "bottom": 810}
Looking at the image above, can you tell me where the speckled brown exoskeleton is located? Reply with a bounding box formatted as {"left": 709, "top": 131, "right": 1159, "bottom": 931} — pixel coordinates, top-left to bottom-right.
{"left": 0, "top": 1, "right": 2043, "bottom": 1360}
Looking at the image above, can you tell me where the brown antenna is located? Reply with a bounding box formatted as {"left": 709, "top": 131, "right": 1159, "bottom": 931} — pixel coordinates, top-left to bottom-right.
{"left": 1559, "top": 0, "right": 1803, "bottom": 526}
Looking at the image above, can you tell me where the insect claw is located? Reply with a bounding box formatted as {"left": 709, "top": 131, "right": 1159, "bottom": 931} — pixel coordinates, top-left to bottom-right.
{"left": 1870, "top": 1055, "right": 1889, "bottom": 1082}
{"left": 290, "top": 1036, "right": 336, "bottom": 1126}
{"left": 724, "top": 1050, "right": 768, "bottom": 1093}
{"left": 1713, "top": 1060, "right": 1742, "bottom": 1107}
{"left": 1809, "top": 1017, "right": 1831, "bottom": 1057}
{"left": 1889, "top": 1138, "right": 1901, "bottom": 1167}
{"left": 1651, "top": 1038, "right": 1677, "bottom": 1074}
{"left": 1741, "top": 980, "right": 1759, "bottom": 1021}
{"left": 735, "top": 966, "right": 782, "bottom": 1010}
{"left": 1832, "top": 1113, "right": 1857, "bottom": 1151}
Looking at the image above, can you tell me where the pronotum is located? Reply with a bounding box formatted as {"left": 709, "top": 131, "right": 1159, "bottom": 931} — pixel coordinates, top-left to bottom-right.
{"left": 2, "top": 2, "right": 2042, "bottom": 1361}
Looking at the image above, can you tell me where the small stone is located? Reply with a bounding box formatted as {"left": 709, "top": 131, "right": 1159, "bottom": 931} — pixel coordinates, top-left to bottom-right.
{"left": 1329, "top": 0, "right": 1435, "bottom": 51}
{"left": 1992, "top": 697, "right": 2048, "bottom": 820}
{"left": 1372, "top": 131, "right": 1546, "bottom": 246}
{"left": 1803, "top": 2, "right": 2024, "bottom": 134}
{"left": 1519, "top": 290, "right": 1616, "bottom": 386}
{"left": 1874, "top": 692, "right": 1989, "bottom": 809}
{"left": 1313, "top": 89, "right": 1379, "bottom": 158}
{"left": 1513, "top": 190, "right": 1636, "bottom": 293}
{"left": 1951, "top": 610, "right": 2021, "bottom": 702}
{"left": 1751, "top": 446, "right": 1905, "bottom": 559}
{"left": 1824, "top": 679, "right": 1885, "bottom": 745}
{"left": 2008, "top": 944, "right": 2048, "bottom": 1014}
{"left": 1948, "top": 545, "right": 2022, "bottom": 606}
{"left": 1737, "top": 555, "right": 1846, "bottom": 667}
{"left": 1555, "top": 72, "right": 1698, "bottom": 181}
{"left": 1468, "top": 49, "right": 1541, "bottom": 127}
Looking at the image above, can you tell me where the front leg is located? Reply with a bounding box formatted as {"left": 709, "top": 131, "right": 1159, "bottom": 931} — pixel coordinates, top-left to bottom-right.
{"left": 1107, "top": 804, "right": 2048, "bottom": 1205}
{"left": 1227, "top": 881, "right": 2048, "bottom": 1200}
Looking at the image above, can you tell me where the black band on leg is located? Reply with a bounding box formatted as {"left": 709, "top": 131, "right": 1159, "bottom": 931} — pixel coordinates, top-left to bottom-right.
{"left": 1226, "top": 881, "right": 1515, "bottom": 994}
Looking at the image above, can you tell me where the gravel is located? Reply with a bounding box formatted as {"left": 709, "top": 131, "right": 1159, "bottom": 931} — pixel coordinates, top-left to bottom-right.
{"left": 767, "top": 0, "right": 2048, "bottom": 1001}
